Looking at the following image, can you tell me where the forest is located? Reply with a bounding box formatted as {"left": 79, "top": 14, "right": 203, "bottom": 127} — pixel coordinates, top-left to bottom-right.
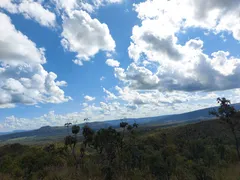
{"left": 0, "top": 98, "right": 240, "bottom": 180}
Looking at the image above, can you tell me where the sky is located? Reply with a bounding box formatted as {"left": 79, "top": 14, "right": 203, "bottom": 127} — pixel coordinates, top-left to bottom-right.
{"left": 0, "top": 0, "right": 240, "bottom": 131}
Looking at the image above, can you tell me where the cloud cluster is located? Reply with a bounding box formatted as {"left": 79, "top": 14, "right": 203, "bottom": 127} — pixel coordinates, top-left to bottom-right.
{"left": 0, "top": 1, "right": 119, "bottom": 66}
{"left": 52, "top": 0, "right": 123, "bottom": 14}
{"left": 0, "top": 0, "right": 56, "bottom": 27}
{"left": 103, "top": 88, "right": 118, "bottom": 100}
{"left": 61, "top": 10, "right": 116, "bottom": 65}
{"left": 1, "top": 85, "right": 239, "bottom": 131}
{"left": 106, "top": 59, "right": 120, "bottom": 67}
{"left": 0, "top": 12, "right": 71, "bottom": 108}
{"left": 122, "top": 44, "right": 240, "bottom": 92}
{"left": 84, "top": 95, "right": 96, "bottom": 102}
{"left": 1, "top": 0, "right": 240, "bottom": 131}
{"left": 0, "top": 0, "right": 120, "bottom": 110}
{"left": 52, "top": 0, "right": 121, "bottom": 66}
{"left": 124, "top": 0, "right": 240, "bottom": 92}
{"left": 133, "top": 0, "right": 240, "bottom": 40}
{"left": 3, "top": 87, "right": 236, "bottom": 131}
{"left": 95, "top": 0, "right": 240, "bottom": 124}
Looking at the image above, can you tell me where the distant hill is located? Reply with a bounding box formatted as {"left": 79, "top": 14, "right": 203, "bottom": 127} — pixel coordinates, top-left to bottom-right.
{"left": 0, "top": 132, "right": 9, "bottom": 136}
{"left": 0, "top": 130, "right": 27, "bottom": 136}
{"left": 0, "top": 103, "right": 239, "bottom": 142}
{"left": 102, "top": 103, "right": 240, "bottom": 126}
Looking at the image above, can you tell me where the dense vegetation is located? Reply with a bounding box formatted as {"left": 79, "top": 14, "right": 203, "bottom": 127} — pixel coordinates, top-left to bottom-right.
{"left": 0, "top": 98, "right": 240, "bottom": 180}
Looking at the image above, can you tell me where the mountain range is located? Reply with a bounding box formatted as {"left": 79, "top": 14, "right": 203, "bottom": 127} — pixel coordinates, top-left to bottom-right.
{"left": 0, "top": 103, "right": 239, "bottom": 142}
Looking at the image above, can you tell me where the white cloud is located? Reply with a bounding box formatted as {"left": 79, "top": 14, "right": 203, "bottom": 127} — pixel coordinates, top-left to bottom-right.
{"left": 0, "top": 111, "right": 85, "bottom": 130}
{"left": 79, "top": 2, "right": 95, "bottom": 13}
{"left": 72, "top": 59, "right": 83, "bottom": 66}
{"left": 100, "top": 76, "right": 105, "bottom": 81}
{"left": 52, "top": 0, "right": 122, "bottom": 14}
{"left": 84, "top": 95, "right": 96, "bottom": 102}
{"left": 0, "top": 12, "right": 70, "bottom": 108}
{"left": 82, "top": 102, "right": 88, "bottom": 107}
{"left": 133, "top": 0, "right": 240, "bottom": 40}
{"left": 92, "top": 0, "right": 240, "bottom": 122}
{"left": 0, "top": 64, "right": 71, "bottom": 107}
{"left": 61, "top": 10, "right": 116, "bottom": 65}
{"left": 1, "top": 86, "right": 239, "bottom": 131}
{"left": 93, "top": 0, "right": 123, "bottom": 8}
{"left": 115, "top": 86, "right": 186, "bottom": 106}
{"left": 0, "top": 0, "right": 56, "bottom": 27}
{"left": 18, "top": 0, "right": 56, "bottom": 27}
{"left": 129, "top": 31, "right": 183, "bottom": 62}
{"left": 106, "top": 59, "right": 120, "bottom": 67}
{"left": 52, "top": 0, "right": 79, "bottom": 14}
{"left": 56, "top": 81, "right": 68, "bottom": 87}
{"left": 125, "top": 0, "right": 240, "bottom": 92}
{"left": 0, "top": 12, "right": 46, "bottom": 65}
{"left": 124, "top": 63, "right": 159, "bottom": 90}
{"left": 125, "top": 42, "right": 240, "bottom": 92}
{"left": 0, "top": 0, "right": 18, "bottom": 13}
{"left": 0, "top": 88, "right": 227, "bottom": 131}
{"left": 1, "top": 0, "right": 240, "bottom": 131}
{"left": 103, "top": 88, "right": 118, "bottom": 100}
{"left": 114, "top": 67, "right": 126, "bottom": 81}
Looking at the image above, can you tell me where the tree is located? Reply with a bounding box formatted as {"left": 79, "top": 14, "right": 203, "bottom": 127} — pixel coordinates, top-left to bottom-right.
{"left": 210, "top": 97, "right": 240, "bottom": 160}
{"left": 64, "top": 123, "right": 81, "bottom": 168}
{"left": 82, "top": 124, "right": 94, "bottom": 147}
{"left": 64, "top": 122, "right": 72, "bottom": 135}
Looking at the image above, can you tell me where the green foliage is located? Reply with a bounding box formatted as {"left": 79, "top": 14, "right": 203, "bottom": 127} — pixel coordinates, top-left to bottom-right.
{"left": 210, "top": 97, "right": 240, "bottom": 160}
{"left": 1, "top": 116, "right": 240, "bottom": 180}
{"left": 82, "top": 125, "right": 94, "bottom": 147}
{"left": 210, "top": 98, "right": 237, "bottom": 123}
{"left": 120, "top": 121, "right": 128, "bottom": 128}
{"left": 64, "top": 135, "right": 76, "bottom": 146}
{"left": 71, "top": 125, "right": 80, "bottom": 135}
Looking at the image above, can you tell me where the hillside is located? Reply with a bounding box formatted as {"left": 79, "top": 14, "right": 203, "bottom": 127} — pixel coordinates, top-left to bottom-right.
{"left": 0, "top": 118, "right": 240, "bottom": 180}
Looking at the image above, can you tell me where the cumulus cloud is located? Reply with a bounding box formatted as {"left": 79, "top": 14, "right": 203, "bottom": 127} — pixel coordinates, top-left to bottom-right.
{"left": 114, "top": 67, "right": 126, "bottom": 81}
{"left": 0, "top": 0, "right": 18, "bottom": 13}
{"left": 115, "top": 86, "right": 185, "bottom": 106}
{"left": 92, "top": 0, "right": 123, "bottom": 8}
{"left": 125, "top": 0, "right": 240, "bottom": 92}
{"left": 84, "top": 95, "right": 96, "bottom": 102}
{"left": 106, "top": 59, "right": 120, "bottom": 67}
{"left": 1, "top": 0, "right": 240, "bottom": 131}
{"left": 0, "top": 12, "right": 46, "bottom": 65}
{"left": 103, "top": 88, "right": 118, "bottom": 100}
{"left": 124, "top": 41, "right": 240, "bottom": 92}
{"left": 61, "top": 10, "right": 115, "bottom": 65}
{"left": 0, "top": 0, "right": 56, "bottom": 27}
{"left": 0, "top": 12, "right": 70, "bottom": 108}
{"left": 52, "top": 0, "right": 79, "bottom": 14}
{"left": 133, "top": 0, "right": 240, "bottom": 40}
{"left": 129, "top": 32, "right": 183, "bottom": 62}
{"left": 56, "top": 81, "right": 68, "bottom": 87}
{"left": 52, "top": 0, "right": 122, "bottom": 14}
{"left": 125, "top": 63, "right": 159, "bottom": 90}
{"left": 129, "top": 0, "right": 240, "bottom": 65}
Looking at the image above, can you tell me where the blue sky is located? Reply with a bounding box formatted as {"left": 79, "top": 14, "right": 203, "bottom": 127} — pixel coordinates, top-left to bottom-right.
{"left": 0, "top": 0, "right": 240, "bottom": 131}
